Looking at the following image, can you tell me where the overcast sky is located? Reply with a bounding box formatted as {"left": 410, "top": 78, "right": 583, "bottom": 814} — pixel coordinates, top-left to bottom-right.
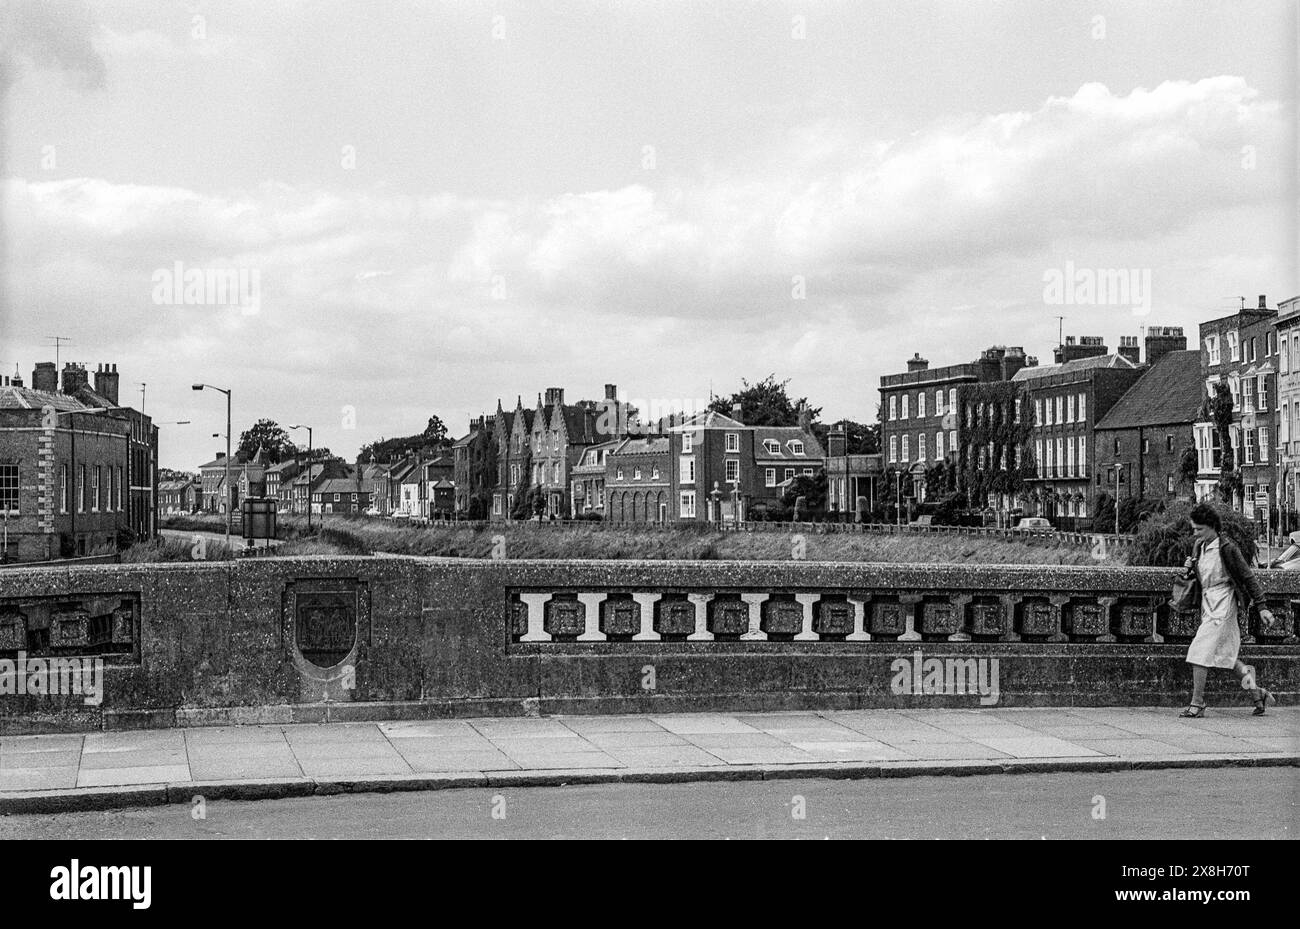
{"left": 1, "top": 0, "right": 1295, "bottom": 469}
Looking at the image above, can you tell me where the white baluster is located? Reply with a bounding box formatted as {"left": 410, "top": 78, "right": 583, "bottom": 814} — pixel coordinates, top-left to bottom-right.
{"left": 794, "top": 594, "right": 819, "bottom": 641}
{"left": 518, "top": 592, "right": 552, "bottom": 642}
{"left": 631, "top": 592, "right": 662, "bottom": 641}
{"left": 740, "top": 593, "right": 769, "bottom": 641}
{"left": 687, "top": 593, "right": 714, "bottom": 641}
{"left": 577, "top": 592, "right": 607, "bottom": 642}
{"left": 846, "top": 597, "right": 871, "bottom": 641}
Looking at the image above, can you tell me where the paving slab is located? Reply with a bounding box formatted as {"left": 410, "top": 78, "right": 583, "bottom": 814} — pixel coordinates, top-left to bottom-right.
{"left": 651, "top": 715, "right": 762, "bottom": 735}
{"left": 557, "top": 716, "right": 670, "bottom": 734}
{"left": 181, "top": 726, "right": 290, "bottom": 745}
{"left": 1073, "top": 739, "right": 1194, "bottom": 757}
{"left": 788, "top": 741, "right": 912, "bottom": 762}
{"left": 0, "top": 734, "right": 84, "bottom": 753}
{"left": 578, "top": 731, "right": 689, "bottom": 748}
{"left": 399, "top": 750, "right": 520, "bottom": 773}
{"left": 282, "top": 724, "right": 389, "bottom": 745}
{"left": 378, "top": 720, "right": 484, "bottom": 738}
{"left": 78, "top": 749, "right": 189, "bottom": 770}
{"left": 78, "top": 764, "right": 192, "bottom": 788}
{"left": 0, "top": 750, "right": 81, "bottom": 769}
{"left": 885, "top": 741, "right": 1013, "bottom": 760}
{"left": 189, "top": 756, "right": 304, "bottom": 780}
{"left": 0, "top": 767, "right": 79, "bottom": 790}
{"left": 602, "top": 746, "right": 728, "bottom": 768}
{"left": 972, "top": 737, "right": 1103, "bottom": 758}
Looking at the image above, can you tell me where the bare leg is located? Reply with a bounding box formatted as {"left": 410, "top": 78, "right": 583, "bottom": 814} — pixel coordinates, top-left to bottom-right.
{"left": 1231, "top": 660, "right": 1262, "bottom": 697}
{"left": 1190, "top": 665, "right": 1208, "bottom": 707}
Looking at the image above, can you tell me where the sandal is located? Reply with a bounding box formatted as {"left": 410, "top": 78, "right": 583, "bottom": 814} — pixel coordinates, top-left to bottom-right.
{"left": 1179, "top": 704, "right": 1207, "bottom": 718}
{"left": 1252, "top": 689, "right": 1275, "bottom": 716}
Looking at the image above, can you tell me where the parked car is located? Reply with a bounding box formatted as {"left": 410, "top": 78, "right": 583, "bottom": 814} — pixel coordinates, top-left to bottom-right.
{"left": 1016, "top": 517, "right": 1054, "bottom": 531}
{"left": 1266, "top": 531, "right": 1300, "bottom": 569}
{"left": 364, "top": 507, "right": 381, "bottom": 517}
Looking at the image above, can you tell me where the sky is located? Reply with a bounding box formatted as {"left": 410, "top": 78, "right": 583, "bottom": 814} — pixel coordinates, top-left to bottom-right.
{"left": 0, "top": 0, "right": 1296, "bottom": 470}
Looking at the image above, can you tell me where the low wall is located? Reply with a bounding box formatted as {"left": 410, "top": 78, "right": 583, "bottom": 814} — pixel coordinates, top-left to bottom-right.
{"left": 0, "top": 556, "right": 1296, "bottom": 733}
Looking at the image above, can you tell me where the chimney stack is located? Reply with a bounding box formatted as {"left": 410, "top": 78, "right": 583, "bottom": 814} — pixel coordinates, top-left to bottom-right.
{"left": 1144, "top": 326, "right": 1188, "bottom": 367}
{"left": 827, "top": 425, "right": 847, "bottom": 458}
{"left": 32, "top": 362, "right": 57, "bottom": 392}
{"left": 1259, "top": 294, "right": 1268, "bottom": 310}
{"left": 1117, "top": 336, "right": 1141, "bottom": 366}
{"left": 604, "top": 383, "right": 617, "bottom": 400}
{"left": 94, "top": 362, "right": 120, "bottom": 406}
{"left": 731, "top": 402, "right": 744, "bottom": 424}
{"left": 906, "top": 352, "right": 929, "bottom": 373}
{"left": 60, "top": 362, "right": 88, "bottom": 395}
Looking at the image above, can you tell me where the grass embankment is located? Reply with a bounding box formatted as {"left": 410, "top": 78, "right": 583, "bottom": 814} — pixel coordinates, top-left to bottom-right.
{"left": 155, "top": 514, "right": 1116, "bottom": 564}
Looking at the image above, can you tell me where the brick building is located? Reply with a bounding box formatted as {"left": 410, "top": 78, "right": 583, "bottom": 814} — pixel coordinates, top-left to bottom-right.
{"left": 452, "top": 415, "right": 496, "bottom": 518}
{"left": 570, "top": 440, "right": 617, "bottom": 518}
{"left": 1094, "top": 349, "right": 1203, "bottom": 513}
{"left": 881, "top": 346, "right": 1035, "bottom": 500}
{"left": 667, "top": 406, "right": 825, "bottom": 523}
{"left": 0, "top": 361, "right": 158, "bottom": 562}
{"left": 606, "top": 437, "right": 671, "bottom": 522}
{"left": 1195, "top": 296, "right": 1278, "bottom": 513}
{"left": 1013, "top": 349, "right": 1145, "bottom": 527}
{"left": 1274, "top": 296, "right": 1300, "bottom": 526}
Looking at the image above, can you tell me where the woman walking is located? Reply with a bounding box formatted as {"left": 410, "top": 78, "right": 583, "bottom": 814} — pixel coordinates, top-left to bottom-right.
{"left": 1180, "top": 503, "right": 1277, "bottom": 717}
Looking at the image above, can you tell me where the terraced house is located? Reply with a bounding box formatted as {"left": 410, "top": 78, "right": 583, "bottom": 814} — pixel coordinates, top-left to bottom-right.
{"left": 1196, "top": 296, "right": 1278, "bottom": 515}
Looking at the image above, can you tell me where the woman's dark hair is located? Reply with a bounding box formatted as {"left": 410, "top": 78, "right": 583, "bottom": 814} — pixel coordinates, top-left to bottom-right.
{"left": 1188, "top": 502, "right": 1222, "bottom": 532}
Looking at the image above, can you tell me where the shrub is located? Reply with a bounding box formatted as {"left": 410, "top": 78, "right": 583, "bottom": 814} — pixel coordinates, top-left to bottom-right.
{"left": 1127, "top": 500, "right": 1258, "bottom": 567}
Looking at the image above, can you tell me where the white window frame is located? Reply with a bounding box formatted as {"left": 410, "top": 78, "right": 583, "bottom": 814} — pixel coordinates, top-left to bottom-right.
{"left": 765, "top": 468, "right": 776, "bottom": 487}
{"left": 725, "top": 459, "right": 739, "bottom": 483}
{"left": 901, "top": 395, "right": 909, "bottom": 419}
{"left": 683, "top": 433, "right": 694, "bottom": 454}
{"left": 680, "top": 491, "right": 696, "bottom": 518}
{"left": 789, "top": 440, "right": 805, "bottom": 455}
{"left": 725, "top": 432, "right": 740, "bottom": 453}
{"left": 889, "top": 436, "right": 897, "bottom": 462}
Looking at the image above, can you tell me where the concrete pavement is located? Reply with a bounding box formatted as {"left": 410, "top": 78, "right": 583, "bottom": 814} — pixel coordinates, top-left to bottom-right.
{"left": 1, "top": 707, "right": 1296, "bottom": 814}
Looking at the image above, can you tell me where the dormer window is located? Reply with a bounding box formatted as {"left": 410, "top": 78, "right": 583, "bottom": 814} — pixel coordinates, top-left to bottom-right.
{"left": 763, "top": 439, "right": 781, "bottom": 455}
{"left": 789, "top": 440, "right": 805, "bottom": 455}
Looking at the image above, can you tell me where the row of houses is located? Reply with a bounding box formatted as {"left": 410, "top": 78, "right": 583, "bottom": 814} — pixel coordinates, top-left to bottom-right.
{"left": 876, "top": 293, "right": 1300, "bottom": 530}
{"left": 448, "top": 386, "right": 827, "bottom": 523}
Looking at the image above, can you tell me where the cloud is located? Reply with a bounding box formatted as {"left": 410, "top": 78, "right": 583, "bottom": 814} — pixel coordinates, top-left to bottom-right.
{"left": 0, "top": 0, "right": 107, "bottom": 91}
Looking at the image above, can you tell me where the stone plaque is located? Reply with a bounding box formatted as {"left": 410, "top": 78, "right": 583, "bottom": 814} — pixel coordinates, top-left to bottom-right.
{"left": 286, "top": 580, "right": 368, "bottom": 669}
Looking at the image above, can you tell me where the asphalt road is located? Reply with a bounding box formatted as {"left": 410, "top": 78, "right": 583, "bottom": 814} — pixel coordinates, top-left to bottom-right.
{"left": 4, "top": 768, "right": 1296, "bottom": 839}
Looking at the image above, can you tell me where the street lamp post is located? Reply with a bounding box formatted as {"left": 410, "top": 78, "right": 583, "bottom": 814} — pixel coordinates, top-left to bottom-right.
{"left": 289, "top": 424, "right": 313, "bottom": 532}
{"left": 193, "top": 384, "right": 232, "bottom": 549}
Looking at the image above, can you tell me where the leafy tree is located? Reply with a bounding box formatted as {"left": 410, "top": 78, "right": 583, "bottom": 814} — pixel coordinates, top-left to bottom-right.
{"left": 236, "top": 419, "right": 296, "bottom": 463}
{"left": 708, "top": 375, "right": 821, "bottom": 427}
{"left": 1178, "top": 444, "right": 1199, "bottom": 490}
{"left": 1208, "top": 381, "right": 1237, "bottom": 502}
{"left": 811, "top": 419, "right": 879, "bottom": 455}
{"left": 422, "top": 415, "right": 447, "bottom": 444}
{"left": 782, "top": 471, "right": 827, "bottom": 513}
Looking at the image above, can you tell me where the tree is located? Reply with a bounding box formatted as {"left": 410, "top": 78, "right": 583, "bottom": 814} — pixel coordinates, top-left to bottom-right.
{"left": 1209, "top": 381, "right": 1238, "bottom": 503}
{"left": 236, "top": 419, "right": 296, "bottom": 463}
{"left": 422, "top": 416, "right": 447, "bottom": 444}
{"left": 708, "top": 375, "right": 821, "bottom": 427}
{"left": 782, "top": 471, "right": 828, "bottom": 513}
{"left": 811, "top": 419, "right": 879, "bottom": 455}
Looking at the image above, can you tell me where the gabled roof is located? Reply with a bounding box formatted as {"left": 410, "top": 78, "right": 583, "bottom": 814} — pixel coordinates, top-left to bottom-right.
{"left": 1095, "top": 350, "right": 1205, "bottom": 430}
{"left": 669, "top": 410, "right": 746, "bottom": 431}
{"left": 1011, "top": 353, "right": 1138, "bottom": 381}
